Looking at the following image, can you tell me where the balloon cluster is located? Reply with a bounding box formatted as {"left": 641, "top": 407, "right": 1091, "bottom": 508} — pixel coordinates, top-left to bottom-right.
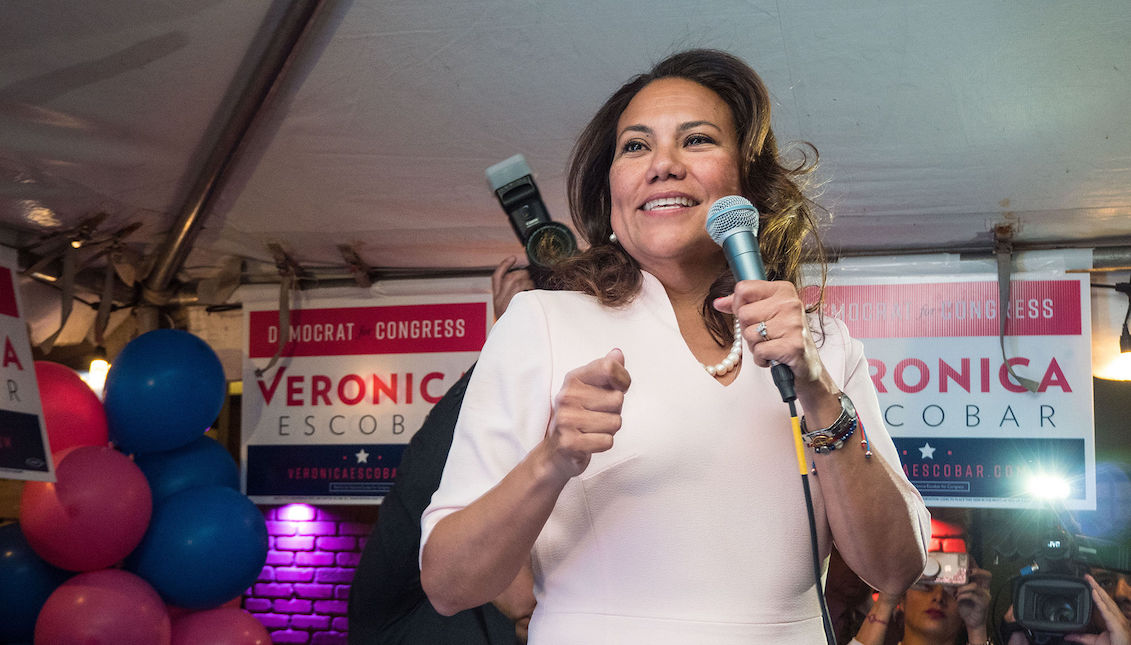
{"left": 0, "top": 330, "right": 270, "bottom": 644}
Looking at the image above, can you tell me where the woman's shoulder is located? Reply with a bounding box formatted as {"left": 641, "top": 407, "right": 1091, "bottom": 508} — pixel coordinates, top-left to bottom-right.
{"left": 494, "top": 288, "right": 637, "bottom": 342}
{"left": 808, "top": 311, "right": 853, "bottom": 347}
{"left": 506, "top": 287, "right": 608, "bottom": 317}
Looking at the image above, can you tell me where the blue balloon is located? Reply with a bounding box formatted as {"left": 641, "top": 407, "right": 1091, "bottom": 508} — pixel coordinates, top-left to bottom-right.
{"left": 133, "top": 435, "right": 240, "bottom": 502}
{"left": 0, "top": 522, "right": 72, "bottom": 641}
{"left": 104, "top": 329, "right": 227, "bottom": 454}
{"left": 126, "top": 486, "right": 267, "bottom": 609}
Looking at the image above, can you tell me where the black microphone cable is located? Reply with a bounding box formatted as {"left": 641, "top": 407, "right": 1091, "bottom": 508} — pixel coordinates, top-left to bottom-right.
{"left": 708, "top": 196, "right": 836, "bottom": 645}
{"left": 773, "top": 366, "right": 837, "bottom": 645}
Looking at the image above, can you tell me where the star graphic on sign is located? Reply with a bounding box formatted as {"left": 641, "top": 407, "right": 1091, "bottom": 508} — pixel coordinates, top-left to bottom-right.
{"left": 919, "top": 442, "right": 936, "bottom": 460}
{"left": 355, "top": 449, "right": 369, "bottom": 464}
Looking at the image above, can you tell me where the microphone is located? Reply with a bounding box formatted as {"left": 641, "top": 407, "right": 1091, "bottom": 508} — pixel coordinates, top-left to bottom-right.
{"left": 705, "top": 195, "right": 766, "bottom": 281}
{"left": 706, "top": 195, "right": 796, "bottom": 402}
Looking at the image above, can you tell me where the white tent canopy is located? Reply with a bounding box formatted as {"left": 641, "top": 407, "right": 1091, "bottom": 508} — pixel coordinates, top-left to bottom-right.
{"left": 2, "top": 0, "right": 1129, "bottom": 353}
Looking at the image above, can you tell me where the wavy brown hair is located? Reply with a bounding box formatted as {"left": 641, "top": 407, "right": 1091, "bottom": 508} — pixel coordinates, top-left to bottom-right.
{"left": 548, "top": 49, "right": 827, "bottom": 345}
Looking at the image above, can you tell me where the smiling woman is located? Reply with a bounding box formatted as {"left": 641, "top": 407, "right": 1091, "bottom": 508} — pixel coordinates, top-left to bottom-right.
{"left": 607, "top": 77, "right": 742, "bottom": 275}
{"left": 416, "top": 49, "right": 930, "bottom": 645}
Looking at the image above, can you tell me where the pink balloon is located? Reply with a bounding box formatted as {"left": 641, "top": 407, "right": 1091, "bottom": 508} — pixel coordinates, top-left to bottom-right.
{"left": 168, "top": 595, "right": 242, "bottom": 620}
{"left": 35, "top": 569, "right": 170, "bottom": 645}
{"left": 20, "top": 445, "right": 152, "bottom": 571}
{"left": 171, "top": 608, "right": 270, "bottom": 645}
{"left": 34, "top": 361, "right": 109, "bottom": 454}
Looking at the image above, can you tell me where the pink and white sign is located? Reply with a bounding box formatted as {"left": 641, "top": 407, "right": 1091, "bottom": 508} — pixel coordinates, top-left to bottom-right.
{"left": 812, "top": 269, "right": 1094, "bottom": 510}
{"left": 0, "top": 246, "right": 54, "bottom": 482}
{"left": 241, "top": 288, "right": 491, "bottom": 504}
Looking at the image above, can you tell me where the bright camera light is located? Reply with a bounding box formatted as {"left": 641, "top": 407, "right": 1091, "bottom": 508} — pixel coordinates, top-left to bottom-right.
{"left": 1025, "top": 473, "right": 1071, "bottom": 500}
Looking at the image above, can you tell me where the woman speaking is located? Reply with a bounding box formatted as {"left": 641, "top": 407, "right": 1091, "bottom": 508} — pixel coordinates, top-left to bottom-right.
{"left": 420, "top": 49, "right": 930, "bottom": 643}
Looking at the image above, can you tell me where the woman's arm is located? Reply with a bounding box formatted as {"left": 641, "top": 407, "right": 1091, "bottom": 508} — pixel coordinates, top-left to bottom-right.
{"left": 852, "top": 592, "right": 900, "bottom": 645}
{"left": 492, "top": 559, "right": 537, "bottom": 644}
{"left": 793, "top": 335, "right": 929, "bottom": 594}
{"left": 421, "top": 348, "right": 631, "bottom": 615}
{"left": 718, "top": 280, "right": 930, "bottom": 594}
{"left": 421, "top": 441, "right": 567, "bottom": 615}
{"left": 804, "top": 394, "right": 929, "bottom": 594}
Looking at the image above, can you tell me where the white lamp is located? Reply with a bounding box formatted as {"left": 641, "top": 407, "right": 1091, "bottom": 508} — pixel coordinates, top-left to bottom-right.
{"left": 1094, "top": 280, "right": 1131, "bottom": 381}
{"left": 82, "top": 346, "right": 110, "bottom": 396}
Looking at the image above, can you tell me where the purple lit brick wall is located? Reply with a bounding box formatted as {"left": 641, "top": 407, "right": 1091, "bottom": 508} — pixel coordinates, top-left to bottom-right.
{"left": 247, "top": 504, "right": 378, "bottom": 644}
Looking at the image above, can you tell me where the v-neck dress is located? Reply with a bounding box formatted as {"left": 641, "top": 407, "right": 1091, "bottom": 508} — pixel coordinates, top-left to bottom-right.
{"left": 421, "top": 271, "right": 926, "bottom": 644}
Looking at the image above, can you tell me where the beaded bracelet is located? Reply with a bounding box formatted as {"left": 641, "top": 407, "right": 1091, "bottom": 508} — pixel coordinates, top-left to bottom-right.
{"left": 858, "top": 415, "right": 872, "bottom": 458}
{"left": 809, "top": 416, "right": 872, "bottom": 474}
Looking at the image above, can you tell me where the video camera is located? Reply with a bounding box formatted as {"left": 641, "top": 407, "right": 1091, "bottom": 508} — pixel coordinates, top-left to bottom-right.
{"left": 1004, "top": 523, "right": 1130, "bottom": 644}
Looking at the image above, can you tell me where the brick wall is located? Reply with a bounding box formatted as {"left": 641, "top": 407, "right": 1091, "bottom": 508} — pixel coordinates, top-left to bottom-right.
{"left": 247, "top": 504, "right": 378, "bottom": 644}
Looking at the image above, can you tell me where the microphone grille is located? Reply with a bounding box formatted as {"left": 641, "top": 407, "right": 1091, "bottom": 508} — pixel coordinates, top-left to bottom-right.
{"left": 705, "top": 195, "right": 759, "bottom": 245}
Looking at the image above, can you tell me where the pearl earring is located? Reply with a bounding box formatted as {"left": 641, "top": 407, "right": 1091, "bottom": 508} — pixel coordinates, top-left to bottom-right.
{"left": 609, "top": 232, "right": 618, "bottom": 243}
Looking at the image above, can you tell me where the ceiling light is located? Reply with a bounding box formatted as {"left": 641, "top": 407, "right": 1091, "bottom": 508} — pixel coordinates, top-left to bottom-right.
{"left": 1094, "top": 280, "right": 1131, "bottom": 380}
{"left": 81, "top": 346, "right": 110, "bottom": 396}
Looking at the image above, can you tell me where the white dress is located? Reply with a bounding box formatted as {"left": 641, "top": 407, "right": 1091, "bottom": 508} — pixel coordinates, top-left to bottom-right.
{"left": 422, "top": 271, "right": 928, "bottom": 644}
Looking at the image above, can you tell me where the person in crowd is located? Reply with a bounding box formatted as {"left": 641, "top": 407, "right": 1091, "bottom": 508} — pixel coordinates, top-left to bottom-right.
{"left": 998, "top": 463, "right": 1131, "bottom": 645}
{"left": 826, "top": 547, "right": 884, "bottom": 645}
{"left": 850, "top": 562, "right": 993, "bottom": 645}
{"left": 1000, "top": 569, "right": 1130, "bottom": 645}
{"left": 1090, "top": 568, "right": 1131, "bottom": 625}
{"left": 1065, "top": 571, "right": 1131, "bottom": 645}
{"left": 347, "top": 257, "right": 536, "bottom": 644}
{"left": 419, "top": 48, "right": 930, "bottom": 643}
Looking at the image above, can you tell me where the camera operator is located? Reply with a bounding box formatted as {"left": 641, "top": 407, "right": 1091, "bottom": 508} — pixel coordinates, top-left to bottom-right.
{"left": 1090, "top": 568, "right": 1131, "bottom": 625}
{"left": 851, "top": 561, "right": 993, "bottom": 645}
{"left": 1001, "top": 571, "right": 1130, "bottom": 645}
{"left": 347, "top": 257, "right": 537, "bottom": 645}
{"left": 1081, "top": 570, "right": 1131, "bottom": 645}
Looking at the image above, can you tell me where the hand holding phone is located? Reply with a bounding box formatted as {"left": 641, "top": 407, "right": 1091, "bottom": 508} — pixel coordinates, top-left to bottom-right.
{"left": 921, "top": 552, "right": 969, "bottom": 586}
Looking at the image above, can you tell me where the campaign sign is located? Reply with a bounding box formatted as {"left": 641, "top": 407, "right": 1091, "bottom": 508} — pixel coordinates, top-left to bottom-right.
{"left": 0, "top": 248, "right": 54, "bottom": 482}
{"left": 242, "top": 289, "right": 490, "bottom": 504}
{"left": 815, "top": 271, "right": 1094, "bottom": 509}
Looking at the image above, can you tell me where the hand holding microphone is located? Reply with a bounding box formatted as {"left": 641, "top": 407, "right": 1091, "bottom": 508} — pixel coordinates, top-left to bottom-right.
{"left": 706, "top": 195, "right": 803, "bottom": 401}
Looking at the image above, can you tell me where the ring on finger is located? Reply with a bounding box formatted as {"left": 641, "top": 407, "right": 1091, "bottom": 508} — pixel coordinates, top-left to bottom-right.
{"left": 756, "top": 321, "right": 769, "bottom": 341}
